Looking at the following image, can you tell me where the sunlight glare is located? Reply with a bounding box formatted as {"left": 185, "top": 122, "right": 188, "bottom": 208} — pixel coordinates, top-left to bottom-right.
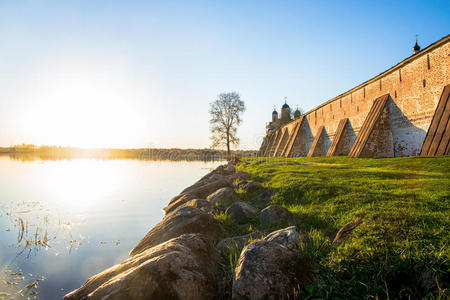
{"left": 19, "top": 60, "right": 152, "bottom": 148}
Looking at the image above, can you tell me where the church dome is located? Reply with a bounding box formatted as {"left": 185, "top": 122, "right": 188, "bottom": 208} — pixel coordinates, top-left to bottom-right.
{"left": 413, "top": 41, "right": 420, "bottom": 53}
{"left": 282, "top": 103, "right": 290, "bottom": 109}
{"left": 413, "top": 35, "right": 421, "bottom": 54}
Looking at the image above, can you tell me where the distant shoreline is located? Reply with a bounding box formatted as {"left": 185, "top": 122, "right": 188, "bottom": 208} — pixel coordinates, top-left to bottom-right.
{"left": 0, "top": 145, "right": 257, "bottom": 162}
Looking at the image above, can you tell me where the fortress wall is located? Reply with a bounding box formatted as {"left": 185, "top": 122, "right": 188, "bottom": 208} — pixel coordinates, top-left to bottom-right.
{"left": 270, "top": 35, "right": 449, "bottom": 157}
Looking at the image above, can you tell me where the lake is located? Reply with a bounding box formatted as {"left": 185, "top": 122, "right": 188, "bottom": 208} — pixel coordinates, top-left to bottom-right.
{"left": 0, "top": 156, "right": 222, "bottom": 299}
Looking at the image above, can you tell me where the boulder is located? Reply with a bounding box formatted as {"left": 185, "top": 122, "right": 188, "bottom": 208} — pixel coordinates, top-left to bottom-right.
{"left": 227, "top": 157, "right": 241, "bottom": 165}
{"left": 255, "top": 189, "right": 276, "bottom": 203}
{"left": 264, "top": 226, "right": 302, "bottom": 250}
{"left": 259, "top": 205, "right": 294, "bottom": 226}
{"left": 181, "top": 199, "right": 215, "bottom": 213}
{"left": 225, "top": 165, "right": 236, "bottom": 174}
{"left": 130, "top": 206, "right": 225, "bottom": 256}
{"left": 182, "top": 178, "right": 231, "bottom": 199}
{"left": 243, "top": 181, "right": 263, "bottom": 193}
{"left": 212, "top": 164, "right": 236, "bottom": 176}
{"left": 182, "top": 173, "right": 225, "bottom": 194}
{"left": 333, "top": 218, "right": 362, "bottom": 246}
{"left": 208, "top": 173, "right": 224, "bottom": 182}
{"left": 216, "top": 231, "right": 265, "bottom": 254}
{"left": 225, "top": 202, "right": 258, "bottom": 224}
{"left": 226, "top": 171, "right": 252, "bottom": 188}
{"left": 206, "top": 187, "right": 239, "bottom": 208}
{"left": 235, "top": 171, "right": 251, "bottom": 181}
{"left": 214, "top": 165, "right": 226, "bottom": 174}
{"left": 163, "top": 193, "right": 198, "bottom": 214}
{"left": 232, "top": 240, "right": 312, "bottom": 300}
{"left": 166, "top": 198, "right": 215, "bottom": 215}
{"left": 65, "top": 234, "right": 220, "bottom": 300}
{"left": 234, "top": 179, "right": 248, "bottom": 189}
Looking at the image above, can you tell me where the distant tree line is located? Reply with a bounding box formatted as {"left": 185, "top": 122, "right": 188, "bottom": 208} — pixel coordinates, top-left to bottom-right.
{"left": 4, "top": 144, "right": 257, "bottom": 162}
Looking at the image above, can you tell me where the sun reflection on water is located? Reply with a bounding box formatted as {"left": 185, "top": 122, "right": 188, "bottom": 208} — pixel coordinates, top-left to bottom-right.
{"left": 0, "top": 156, "right": 222, "bottom": 299}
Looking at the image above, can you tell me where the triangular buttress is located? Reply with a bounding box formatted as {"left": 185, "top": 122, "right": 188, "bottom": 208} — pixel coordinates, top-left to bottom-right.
{"left": 420, "top": 84, "right": 450, "bottom": 156}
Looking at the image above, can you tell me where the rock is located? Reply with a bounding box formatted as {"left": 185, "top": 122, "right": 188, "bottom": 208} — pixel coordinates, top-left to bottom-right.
{"left": 264, "top": 226, "right": 302, "bottom": 250}
{"left": 259, "top": 205, "right": 294, "bottom": 226}
{"left": 213, "top": 164, "right": 235, "bottom": 176}
{"left": 232, "top": 240, "right": 312, "bottom": 300}
{"left": 227, "top": 171, "right": 252, "bottom": 188}
{"left": 214, "top": 165, "right": 226, "bottom": 174}
{"left": 182, "top": 199, "right": 215, "bottom": 213}
{"left": 182, "top": 178, "right": 231, "bottom": 199}
{"left": 226, "top": 164, "right": 236, "bottom": 173}
{"left": 235, "top": 179, "right": 248, "bottom": 189}
{"left": 199, "top": 168, "right": 225, "bottom": 181}
{"left": 227, "top": 157, "right": 241, "bottom": 165}
{"left": 181, "top": 175, "right": 230, "bottom": 195}
{"left": 216, "top": 231, "right": 264, "bottom": 252}
{"left": 243, "top": 181, "right": 263, "bottom": 193}
{"left": 163, "top": 193, "right": 198, "bottom": 214}
{"left": 255, "top": 189, "right": 276, "bottom": 203}
{"left": 206, "top": 187, "right": 239, "bottom": 208}
{"left": 65, "top": 234, "right": 220, "bottom": 300}
{"left": 236, "top": 223, "right": 254, "bottom": 233}
{"left": 165, "top": 198, "right": 215, "bottom": 215}
{"left": 130, "top": 206, "right": 225, "bottom": 256}
{"left": 182, "top": 173, "right": 225, "bottom": 194}
{"left": 216, "top": 231, "right": 265, "bottom": 253}
{"left": 234, "top": 171, "right": 251, "bottom": 180}
{"left": 203, "top": 173, "right": 224, "bottom": 183}
{"left": 225, "top": 202, "right": 258, "bottom": 224}
{"left": 333, "top": 218, "right": 362, "bottom": 246}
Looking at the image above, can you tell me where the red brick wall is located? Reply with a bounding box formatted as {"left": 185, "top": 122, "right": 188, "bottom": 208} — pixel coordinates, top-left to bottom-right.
{"left": 274, "top": 36, "right": 450, "bottom": 157}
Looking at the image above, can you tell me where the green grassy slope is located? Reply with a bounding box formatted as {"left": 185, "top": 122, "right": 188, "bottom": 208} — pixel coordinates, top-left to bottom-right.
{"left": 237, "top": 156, "right": 449, "bottom": 299}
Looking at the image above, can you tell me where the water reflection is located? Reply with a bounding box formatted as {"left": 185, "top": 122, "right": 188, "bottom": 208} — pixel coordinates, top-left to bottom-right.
{"left": 0, "top": 157, "right": 222, "bottom": 299}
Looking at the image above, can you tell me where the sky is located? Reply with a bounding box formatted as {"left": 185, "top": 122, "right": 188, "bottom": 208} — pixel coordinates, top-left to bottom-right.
{"left": 0, "top": 1, "right": 449, "bottom": 150}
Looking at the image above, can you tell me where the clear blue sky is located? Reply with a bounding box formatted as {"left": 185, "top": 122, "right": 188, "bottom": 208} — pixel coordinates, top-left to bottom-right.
{"left": 0, "top": 1, "right": 449, "bottom": 149}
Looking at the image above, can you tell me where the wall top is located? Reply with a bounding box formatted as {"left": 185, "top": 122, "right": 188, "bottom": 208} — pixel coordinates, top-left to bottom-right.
{"left": 303, "top": 34, "right": 450, "bottom": 116}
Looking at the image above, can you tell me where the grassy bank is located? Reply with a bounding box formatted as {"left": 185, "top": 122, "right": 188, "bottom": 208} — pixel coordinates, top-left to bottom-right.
{"left": 235, "top": 156, "right": 449, "bottom": 299}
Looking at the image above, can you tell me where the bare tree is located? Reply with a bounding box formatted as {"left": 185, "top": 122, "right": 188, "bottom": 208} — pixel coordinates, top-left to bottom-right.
{"left": 209, "top": 92, "right": 246, "bottom": 157}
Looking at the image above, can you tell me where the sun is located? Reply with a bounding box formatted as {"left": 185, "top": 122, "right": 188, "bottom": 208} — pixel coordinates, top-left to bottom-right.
{"left": 18, "top": 59, "right": 150, "bottom": 148}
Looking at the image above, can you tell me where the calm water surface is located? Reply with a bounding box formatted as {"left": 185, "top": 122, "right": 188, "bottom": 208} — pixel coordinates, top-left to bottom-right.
{"left": 0, "top": 157, "right": 222, "bottom": 299}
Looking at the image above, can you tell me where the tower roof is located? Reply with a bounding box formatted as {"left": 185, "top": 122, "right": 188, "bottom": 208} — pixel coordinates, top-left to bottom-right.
{"left": 413, "top": 34, "right": 421, "bottom": 53}
{"left": 282, "top": 97, "right": 290, "bottom": 109}
{"left": 272, "top": 106, "right": 278, "bottom": 114}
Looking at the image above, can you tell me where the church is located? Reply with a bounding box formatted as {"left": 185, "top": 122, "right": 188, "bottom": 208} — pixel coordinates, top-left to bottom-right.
{"left": 266, "top": 100, "right": 302, "bottom": 135}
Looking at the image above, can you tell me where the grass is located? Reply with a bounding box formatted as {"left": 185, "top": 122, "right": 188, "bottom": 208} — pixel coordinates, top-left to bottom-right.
{"left": 234, "top": 156, "right": 449, "bottom": 299}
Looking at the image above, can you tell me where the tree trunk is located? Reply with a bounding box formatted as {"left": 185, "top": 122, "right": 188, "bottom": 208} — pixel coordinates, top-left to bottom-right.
{"left": 226, "top": 129, "right": 230, "bottom": 158}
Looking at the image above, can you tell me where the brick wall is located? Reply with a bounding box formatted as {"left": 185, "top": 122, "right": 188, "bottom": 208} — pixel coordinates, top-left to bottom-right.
{"left": 267, "top": 35, "right": 450, "bottom": 157}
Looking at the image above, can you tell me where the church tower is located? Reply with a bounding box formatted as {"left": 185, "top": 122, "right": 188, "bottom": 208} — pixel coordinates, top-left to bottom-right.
{"left": 272, "top": 107, "right": 278, "bottom": 122}
{"left": 281, "top": 98, "right": 291, "bottom": 122}
{"left": 294, "top": 107, "right": 301, "bottom": 119}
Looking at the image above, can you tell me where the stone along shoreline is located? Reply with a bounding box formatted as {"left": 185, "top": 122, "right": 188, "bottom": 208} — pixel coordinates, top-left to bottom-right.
{"left": 64, "top": 159, "right": 357, "bottom": 299}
